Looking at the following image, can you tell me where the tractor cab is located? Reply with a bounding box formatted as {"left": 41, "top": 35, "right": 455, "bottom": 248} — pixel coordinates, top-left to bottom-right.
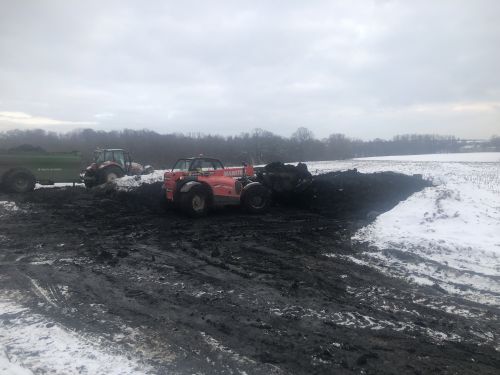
{"left": 84, "top": 149, "right": 153, "bottom": 188}
{"left": 94, "top": 149, "right": 132, "bottom": 172}
{"left": 172, "top": 157, "right": 224, "bottom": 172}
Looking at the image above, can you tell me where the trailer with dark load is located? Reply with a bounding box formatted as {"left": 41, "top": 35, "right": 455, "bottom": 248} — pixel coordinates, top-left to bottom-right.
{"left": 0, "top": 150, "right": 82, "bottom": 193}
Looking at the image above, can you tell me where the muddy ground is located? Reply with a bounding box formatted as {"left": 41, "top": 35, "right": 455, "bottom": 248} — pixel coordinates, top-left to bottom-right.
{"left": 0, "top": 172, "right": 499, "bottom": 374}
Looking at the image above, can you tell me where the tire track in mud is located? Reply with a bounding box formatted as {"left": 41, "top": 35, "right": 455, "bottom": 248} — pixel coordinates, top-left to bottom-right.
{"left": 0, "top": 185, "right": 499, "bottom": 374}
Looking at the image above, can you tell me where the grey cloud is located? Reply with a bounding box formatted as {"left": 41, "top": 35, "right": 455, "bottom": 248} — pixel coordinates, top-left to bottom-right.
{"left": 0, "top": 0, "right": 499, "bottom": 139}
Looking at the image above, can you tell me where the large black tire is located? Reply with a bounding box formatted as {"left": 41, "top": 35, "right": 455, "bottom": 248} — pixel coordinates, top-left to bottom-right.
{"left": 5, "top": 169, "right": 36, "bottom": 193}
{"left": 180, "top": 185, "right": 209, "bottom": 217}
{"left": 242, "top": 184, "right": 270, "bottom": 214}
{"left": 98, "top": 166, "right": 125, "bottom": 185}
{"left": 83, "top": 171, "right": 96, "bottom": 188}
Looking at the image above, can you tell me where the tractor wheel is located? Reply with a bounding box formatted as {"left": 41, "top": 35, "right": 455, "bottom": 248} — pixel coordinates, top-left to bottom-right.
{"left": 99, "top": 166, "right": 125, "bottom": 185}
{"left": 83, "top": 171, "right": 96, "bottom": 189}
{"left": 242, "top": 184, "right": 270, "bottom": 214}
{"left": 5, "top": 169, "right": 36, "bottom": 193}
{"left": 180, "top": 185, "right": 209, "bottom": 217}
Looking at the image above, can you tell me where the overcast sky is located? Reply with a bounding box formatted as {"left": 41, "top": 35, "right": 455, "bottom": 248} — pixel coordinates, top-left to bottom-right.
{"left": 0, "top": 0, "right": 499, "bottom": 139}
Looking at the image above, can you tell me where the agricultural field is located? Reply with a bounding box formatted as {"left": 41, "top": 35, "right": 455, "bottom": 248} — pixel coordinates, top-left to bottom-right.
{"left": 0, "top": 153, "right": 499, "bottom": 374}
{"left": 307, "top": 152, "right": 500, "bottom": 307}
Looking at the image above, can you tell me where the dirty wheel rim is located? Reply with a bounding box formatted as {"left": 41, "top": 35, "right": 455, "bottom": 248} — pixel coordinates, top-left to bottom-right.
{"left": 250, "top": 195, "right": 265, "bottom": 209}
{"left": 14, "top": 177, "right": 29, "bottom": 190}
{"left": 192, "top": 194, "right": 205, "bottom": 212}
{"left": 106, "top": 172, "right": 118, "bottom": 182}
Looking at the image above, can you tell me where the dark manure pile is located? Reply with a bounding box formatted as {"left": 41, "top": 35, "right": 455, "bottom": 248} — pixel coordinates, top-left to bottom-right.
{"left": 259, "top": 162, "right": 431, "bottom": 219}
{"left": 309, "top": 169, "right": 431, "bottom": 218}
{"left": 110, "top": 181, "right": 165, "bottom": 213}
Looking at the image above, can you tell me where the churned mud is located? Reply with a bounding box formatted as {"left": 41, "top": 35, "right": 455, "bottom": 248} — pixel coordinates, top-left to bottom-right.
{"left": 0, "top": 171, "right": 498, "bottom": 374}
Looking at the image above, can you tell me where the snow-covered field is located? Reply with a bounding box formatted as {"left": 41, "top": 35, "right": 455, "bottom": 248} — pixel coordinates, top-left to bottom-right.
{"left": 310, "top": 153, "right": 500, "bottom": 306}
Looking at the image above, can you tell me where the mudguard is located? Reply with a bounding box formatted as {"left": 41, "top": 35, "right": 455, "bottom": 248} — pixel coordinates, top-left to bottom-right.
{"left": 242, "top": 181, "right": 264, "bottom": 192}
{"left": 241, "top": 181, "right": 270, "bottom": 201}
{"left": 97, "top": 161, "right": 123, "bottom": 171}
{"left": 179, "top": 180, "right": 202, "bottom": 193}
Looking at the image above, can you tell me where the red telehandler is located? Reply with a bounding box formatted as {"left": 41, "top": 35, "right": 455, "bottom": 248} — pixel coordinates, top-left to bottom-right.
{"left": 163, "top": 157, "right": 270, "bottom": 217}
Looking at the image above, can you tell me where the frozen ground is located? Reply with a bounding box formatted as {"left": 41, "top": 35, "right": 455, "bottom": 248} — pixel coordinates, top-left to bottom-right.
{"left": 310, "top": 153, "right": 500, "bottom": 306}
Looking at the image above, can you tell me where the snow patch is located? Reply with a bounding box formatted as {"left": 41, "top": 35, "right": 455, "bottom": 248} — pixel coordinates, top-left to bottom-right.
{"left": 114, "top": 170, "right": 166, "bottom": 190}
{"left": 0, "top": 201, "right": 20, "bottom": 214}
{"left": 0, "top": 350, "right": 34, "bottom": 375}
{"left": 35, "top": 183, "right": 84, "bottom": 189}
{"left": 0, "top": 297, "right": 153, "bottom": 375}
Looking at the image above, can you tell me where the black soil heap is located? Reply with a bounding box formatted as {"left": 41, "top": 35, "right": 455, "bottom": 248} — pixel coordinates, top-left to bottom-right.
{"left": 258, "top": 162, "right": 431, "bottom": 219}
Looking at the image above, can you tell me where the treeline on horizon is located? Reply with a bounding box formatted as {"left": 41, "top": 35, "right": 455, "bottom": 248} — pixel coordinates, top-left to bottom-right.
{"left": 0, "top": 127, "right": 499, "bottom": 168}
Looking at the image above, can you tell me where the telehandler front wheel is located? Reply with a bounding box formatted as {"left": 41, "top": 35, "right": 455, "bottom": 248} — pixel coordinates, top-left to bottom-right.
{"left": 180, "top": 186, "right": 209, "bottom": 217}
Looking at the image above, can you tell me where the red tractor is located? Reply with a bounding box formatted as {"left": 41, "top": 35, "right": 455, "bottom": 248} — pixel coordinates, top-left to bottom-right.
{"left": 83, "top": 149, "right": 153, "bottom": 188}
{"left": 163, "top": 157, "right": 270, "bottom": 217}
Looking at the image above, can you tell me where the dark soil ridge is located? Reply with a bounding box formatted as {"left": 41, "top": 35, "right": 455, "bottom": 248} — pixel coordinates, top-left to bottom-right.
{"left": 0, "top": 171, "right": 499, "bottom": 375}
{"left": 272, "top": 169, "right": 431, "bottom": 218}
{"left": 14, "top": 168, "right": 432, "bottom": 220}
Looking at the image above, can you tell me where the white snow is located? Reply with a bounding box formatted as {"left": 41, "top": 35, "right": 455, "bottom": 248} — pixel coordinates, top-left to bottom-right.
{"left": 315, "top": 152, "right": 500, "bottom": 306}
{"left": 114, "top": 170, "right": 166, "bottom": 190}
{"left": 0, "top": 201, "right": 19, "bottom": 213}
{"left": 357, "top": 152, "right": 500, "bottom": 163}
{"left": 35, "top": 182, "right": 84, "bottom": 189}
{"left": 0, "top": 296, "right": 152, "bottom": 375}
{"left": 0, "top": 350, "right": 34, "bottom": 375}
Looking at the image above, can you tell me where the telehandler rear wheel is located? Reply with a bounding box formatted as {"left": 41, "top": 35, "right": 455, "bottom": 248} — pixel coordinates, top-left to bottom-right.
{"left": 242, "top": 185, "right": 270, "bottom": 214}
